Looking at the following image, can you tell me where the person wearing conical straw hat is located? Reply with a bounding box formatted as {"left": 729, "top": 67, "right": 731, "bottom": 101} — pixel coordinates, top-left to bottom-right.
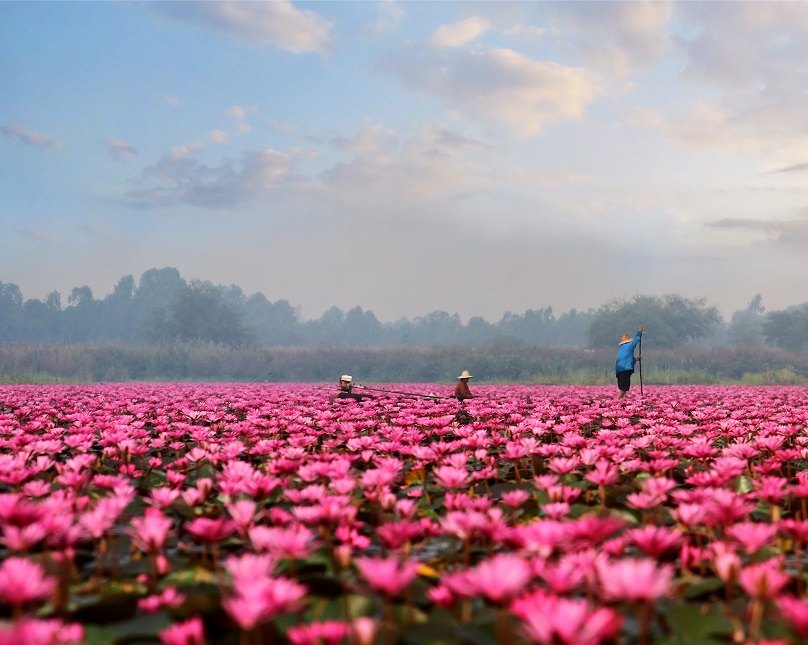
{"left": 331, "top": 374, "right": 374, "bottom": 402}
{"left": 454, "top": 369, "right": 474, "bottom": 401}
{"left": 615, "top": 326, "right": 643, "bottom": 399}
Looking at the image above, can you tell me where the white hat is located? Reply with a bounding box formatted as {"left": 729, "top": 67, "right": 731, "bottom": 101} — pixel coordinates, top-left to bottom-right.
{"left": 340, "top": 375, "right": 353, "bottom": 382}
{"left": 457, "top": 370, "right": 473, "bottom": 380}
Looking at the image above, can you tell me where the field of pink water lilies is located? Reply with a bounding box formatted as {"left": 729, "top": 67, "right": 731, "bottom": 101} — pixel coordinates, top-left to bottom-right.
{"left": 3, "top": 384, "right": 808, "bottom": 645}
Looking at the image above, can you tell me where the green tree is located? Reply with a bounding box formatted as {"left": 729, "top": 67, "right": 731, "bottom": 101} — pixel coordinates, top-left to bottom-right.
{"left": 98, "top": 275, "right": 137, "bottom": 342}
{"left": 729, "top": 294, "right": 765, "bottom": 346}
{"left": 411, "top": 311, "right": 462, "bottom": 346}
{"left": 243, "top": 293, "right": 301, "bottom": 345}
{"left": 343, "top": 306, "right": 382, "bottom": 346}
{"left": 63, "top": 286, "right": 100, "bottom": 342}
{"left": 134, "top": 268, "right": 187, "bottom": 342}
{"left": 0, "top": 282, "right": 24, "bottom": 340}
{"left": 587, "top": 294, "right": 722, "bottom": 348}
{"left": 155, "top": 280, "right": 251, "bottom": 345}
{"left": 307, "top": 306, "right": 346, "bottom": 346}
{"left": 762, "top": 304, "right": 808, "bottom": 351}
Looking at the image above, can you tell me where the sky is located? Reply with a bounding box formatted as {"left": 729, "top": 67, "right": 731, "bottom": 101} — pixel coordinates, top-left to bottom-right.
{"left": 2, "top": 1, "right": 808, "bottom": 324}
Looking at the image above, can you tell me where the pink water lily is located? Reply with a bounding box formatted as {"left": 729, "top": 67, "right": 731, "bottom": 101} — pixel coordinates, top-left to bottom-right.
{"left": 354, "top": 555, "right": 419, "bottom": 597}
{"left": 595, "top": 557, "right": 674, "bottom": 602}
{"left": 511, "top": 590, "right": 622, "bottom": 645}
{"left": 0, "top": 557, "right": 56, "bottom": 607}
{"left": 3, "top": 382, "right": 808, "bottom": 642}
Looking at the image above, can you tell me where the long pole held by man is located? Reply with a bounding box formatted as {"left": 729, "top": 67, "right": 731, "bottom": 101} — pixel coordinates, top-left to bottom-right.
{"left": 639, "top": 332, "right": 643, "bottom": 397}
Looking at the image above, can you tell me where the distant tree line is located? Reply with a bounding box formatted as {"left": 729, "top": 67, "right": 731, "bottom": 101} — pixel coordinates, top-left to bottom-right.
{"left": 0, "top": 267, "right": 803, "bottom": 350}
{"left": 1, "top": 342, "right": 806, "bottom": 385}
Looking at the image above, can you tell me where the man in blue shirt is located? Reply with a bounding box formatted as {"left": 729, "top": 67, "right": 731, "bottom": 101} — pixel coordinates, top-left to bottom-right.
{"left": 615, "top": 326, "right": 643, "bottom": 399}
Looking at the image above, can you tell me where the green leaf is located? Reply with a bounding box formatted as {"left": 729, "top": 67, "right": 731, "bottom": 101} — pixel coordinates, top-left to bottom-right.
{"left": 83, "top": 611, "right": 173, "bottom": 644}
{"left": 680, "top": 576, "right": 725, "bottom": 601}
{"left": 661, "top": 602, "right": 735, "bottom": 644}
{"left": 736, "top": 475, "right": 753, "bottom": 494}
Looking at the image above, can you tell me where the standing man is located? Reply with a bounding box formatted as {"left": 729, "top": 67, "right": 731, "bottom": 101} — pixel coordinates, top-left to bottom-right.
{"left": 615, "top": 326, "right": 643, "bottom": 399}
{"left": 454, "top": 370, "right": 474, "bottom": 401}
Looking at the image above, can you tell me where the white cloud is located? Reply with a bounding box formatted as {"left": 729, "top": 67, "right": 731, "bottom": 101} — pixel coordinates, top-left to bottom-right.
{"left": 677, "top": 2, "right": 808, "bottom": 94}
{"left": 431, "top": 16, "right": 490, "bottom": 48}
{"left": 330, "top": 125, "right": 398, "bottom": 156}
{"left": 149, "top": 1, "right": 332, "bottom": 53}
{"left": 383, "top": 47, "right": 604, "bottom": 137}
{"left": 320, "top": 123, "right": 490, "bottom": 207}
{"left": 226, "top": 106, "right": 254, "bottom": 134}
{"left": 361, "top": 0, "right": 404, "bottom": 39}
{"left": 128, "top": 147, "right": 292, "bottom": 209}
{"left": 15, "top": 225, "right": 56, "bottom": 244}
{"left": 209, "top": 129, "right": 228, "bottom": 144}
{"left": 106, "top": 139, "right": 138, "bottom": 160}
{"left": 1, "top": 123, "right": 64, "bottom": 150}
{"left": 503, "top": 23, "right": 546, "bottom": 43}
{"left": 79, "top": 222, "right": 118, "bottom": 240}
{"left": 628, "top": 103, "right": 744, "bottom": 150}
{"left": 546, "top": 1, "right": 673, "bottom": 76}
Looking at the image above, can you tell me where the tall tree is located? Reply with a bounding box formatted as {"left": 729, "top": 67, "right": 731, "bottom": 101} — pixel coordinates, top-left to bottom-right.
{"left": 0, "top": 282, "right": 23, "bottom": 340}
{"left": 587, "top": 294, "right": 722, "bottom": 348}
{"left": 729, "top": 294, "right": 765, "bottom": 346}
{"left": 155, "top": 280, "right": 251, "bottom": 345}
{"left": 762, "top": 304, "right": 808, "bottom": 351}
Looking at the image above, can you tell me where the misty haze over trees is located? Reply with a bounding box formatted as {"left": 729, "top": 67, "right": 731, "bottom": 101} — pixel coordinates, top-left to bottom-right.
{"left": 3, "top": 267, "right": 807, "bottom": 384}
{"left": 0, "top": 267, "right": 799, "bottom": 350}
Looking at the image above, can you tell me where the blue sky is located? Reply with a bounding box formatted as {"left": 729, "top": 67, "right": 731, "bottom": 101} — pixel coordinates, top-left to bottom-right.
{"left": 2, "top": 1, "right": 808, "bottom": 323}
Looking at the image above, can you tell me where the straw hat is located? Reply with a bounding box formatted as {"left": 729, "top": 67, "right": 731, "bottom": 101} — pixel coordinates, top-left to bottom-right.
{"left": 340, "top": 375, "right": 353, "bottom": 383}
{"left": 457, "top": 370, "right": 473, "bottom": 380}
{"left": 618, "top": 334, "right": 632, "bottom": 345}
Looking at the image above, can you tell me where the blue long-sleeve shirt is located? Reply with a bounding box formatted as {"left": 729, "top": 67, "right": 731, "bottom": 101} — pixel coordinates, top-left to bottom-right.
{"left": 615, "top": 331, "right": 642, "bottom": 375}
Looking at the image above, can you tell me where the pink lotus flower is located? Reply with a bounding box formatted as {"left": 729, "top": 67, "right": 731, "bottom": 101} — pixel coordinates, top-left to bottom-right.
{"left": 138, "top": 587, "right": 187, "bottom": 613}
{"left": 625, "top": 491, "right": 664, "bottom": 511}
{"left": 158, "top": 615, "right": 205, "bottom": 645}
{"left": 147, "top": 487, "right": 181, "bottom": 509}
{"left": 376, "top": 520, "right": 426, "bottom": 550}
{"left": 739, "top": 559, "right": 790, "bottom": 600}
{"left": 286, "top": 620, "right": 349, "bottom": 645}
{"left": 670, "top": 502, "right": 707, "bottom": 526}
{"left": 533, "top": 556, "right": 587, "bottom": 594}
{"left": 222, "top": 573, "right": 307, "bottom": 630}
{"left": 595, "top": 557, "right": 674, "bottom": 602}
{"left": 777, "top": 594, "right": 808, "bottom": 637}
{"left": 511, "top": 590, "right": 622, "bottom": 645}
{"left": 439, "top": 510, "right": 488, "bottom": 542}
{"left": 446, "top": 554, "right": 532, "bottom": 604}
{"left": 546, "top": 456, "right": 580, "bottom": 475}
{"left": 509, "top": 520, "right": 568, "bottom": 558}
{"left": 248, "top": 524, "right": 316, "bottom": 559}
{"left": 584, "top": 461, "right": 619, "bottom": 487}
{"left": 726, "top": 522, "right": 777, "bottom": 554}
{"left": 351, "top": 616, "right": 378, "bottom": 645}
{"left": 185, "top": 517, "right": 236, "bottom": 543}
{"left": 779, "top": 518, "right": 808, "bottom": 542}
{"left": 1, "top": 522, "right": 47, "bottom": 551}
{"left": 625, "top": 525, "right": 684, "bottom": 557}
{"left": 128, "top": 508, "right": 173, "bottom": 553}
{"left": 0, "top": 557, "right": 56, "bottom": 607}
{"left": 432, "top": 465, "right": 471, "bottom": 489}
{"left": 501, "top": 489, "right": 531, "bottom": 508}
{"left": 225, "top": 499, "right": 258, "bottom": 534}
{"left": 354, "top": 555, "right": 419, "bottom": 597}
{"left": 0, "top": 617, "right": 83, "bottom": 645}
{"left": 224, "top": 553, "right": 276, "bottom": 583}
